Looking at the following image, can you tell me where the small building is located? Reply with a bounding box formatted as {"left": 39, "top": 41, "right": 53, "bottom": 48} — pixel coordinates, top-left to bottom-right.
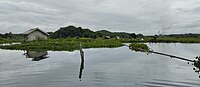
{"left": 23, "top": 28, "right": 49, "bottom": 41}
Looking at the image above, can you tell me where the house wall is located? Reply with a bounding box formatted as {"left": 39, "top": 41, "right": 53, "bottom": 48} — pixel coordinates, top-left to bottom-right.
{"left": 27, "top": 30, "right": 48, "bottom": 41}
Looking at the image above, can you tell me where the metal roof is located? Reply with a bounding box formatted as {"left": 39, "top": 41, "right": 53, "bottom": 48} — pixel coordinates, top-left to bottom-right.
{"left": 23, "top": 28, "right": 49, "bottom": 36}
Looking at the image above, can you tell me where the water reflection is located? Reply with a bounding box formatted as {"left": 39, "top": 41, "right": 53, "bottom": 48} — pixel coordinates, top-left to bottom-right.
{"left": 22, "top": 48, "right": 85, "bottom": 80}
{"left": 1, "top": 44, "right": 200, "bottom": 87}
{"left": 129, "top": 46, "right": 200, "bottom": 79}
{"left": 24, "top": 51, "right": 48, "bottom": 61}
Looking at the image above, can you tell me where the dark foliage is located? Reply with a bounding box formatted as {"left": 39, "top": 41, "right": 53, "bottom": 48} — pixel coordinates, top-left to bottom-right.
{"left": 50, "top": 26, "right": 138, "bottom": 39}
{"left": 0, "top": 32, "right": 24, "bottom": 40}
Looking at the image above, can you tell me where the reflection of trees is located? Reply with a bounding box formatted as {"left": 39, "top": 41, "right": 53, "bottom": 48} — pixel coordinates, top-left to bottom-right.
{"left": 24, "top": 51, "right": 48, "bottom": 61}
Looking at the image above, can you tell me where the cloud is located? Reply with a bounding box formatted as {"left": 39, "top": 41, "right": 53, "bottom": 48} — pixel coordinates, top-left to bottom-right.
{"left": 0, "top": 0, "right": 200, "bottom": 35}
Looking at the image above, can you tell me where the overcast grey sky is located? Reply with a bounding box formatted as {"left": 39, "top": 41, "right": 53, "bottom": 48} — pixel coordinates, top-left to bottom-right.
{"left": 0, "top": 0, "right": 200, "bottom": 35}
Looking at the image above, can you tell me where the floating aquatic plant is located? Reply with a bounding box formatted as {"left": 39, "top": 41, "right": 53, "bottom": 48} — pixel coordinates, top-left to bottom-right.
{"left": 129, "top": 43, "right": 149, "bottom": 52}
{"left": 193, "top": 56, "right": 200, "bottom": 78}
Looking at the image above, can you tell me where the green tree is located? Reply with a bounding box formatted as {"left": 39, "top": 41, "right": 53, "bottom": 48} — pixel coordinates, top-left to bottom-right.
{"left": 130, "top": 33, "right": 137, "bottom": 39}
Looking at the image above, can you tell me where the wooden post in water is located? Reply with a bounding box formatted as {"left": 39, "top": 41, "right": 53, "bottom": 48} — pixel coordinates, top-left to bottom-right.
{"left": 79, "top": 42, "right": 84, "bottom": 81}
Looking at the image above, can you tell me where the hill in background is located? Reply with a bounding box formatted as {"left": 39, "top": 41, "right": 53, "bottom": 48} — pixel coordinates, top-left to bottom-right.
{"left": 49, "top": 25, "right": 138, "bottom": 38}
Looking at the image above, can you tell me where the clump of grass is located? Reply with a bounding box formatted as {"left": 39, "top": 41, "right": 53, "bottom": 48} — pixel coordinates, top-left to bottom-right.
{"left": 129, "top": 43, "right": 149, "bottom": 52}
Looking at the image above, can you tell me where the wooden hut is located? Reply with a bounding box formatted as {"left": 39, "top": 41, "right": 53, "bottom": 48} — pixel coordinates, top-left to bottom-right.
{"left": 23, "top": 28, "right": 49, "bottom": 41}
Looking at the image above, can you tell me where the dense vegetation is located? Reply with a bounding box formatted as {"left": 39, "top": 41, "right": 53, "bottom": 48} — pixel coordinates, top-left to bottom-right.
{"left": 0, "top": 38, "right": 22, "bottom": 44}
{"left": 1, "top": 25, "right": 200, "bottom": 46}
{"left": 50, "top": 26, "right": 98, "bottom": 38}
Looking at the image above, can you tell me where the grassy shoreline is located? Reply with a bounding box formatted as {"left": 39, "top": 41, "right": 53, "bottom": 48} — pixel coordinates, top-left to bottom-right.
{"left": 149, "top": 37, "right": 200, "bottom": 43}
{"left": 0, "top": 37, "right": 200, "bottom": 51}
{"left": 120, "top": 37, "right": 200, "bottom": 43}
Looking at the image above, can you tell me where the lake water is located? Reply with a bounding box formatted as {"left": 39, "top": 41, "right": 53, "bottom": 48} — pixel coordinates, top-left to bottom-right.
{"left": 0, "top": 43, "right": 200, "bottom": 87}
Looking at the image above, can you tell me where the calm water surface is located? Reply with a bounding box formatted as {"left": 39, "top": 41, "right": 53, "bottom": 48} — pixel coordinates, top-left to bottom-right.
{"left": 0, "top": 43, "right": 200, "bottom": 87}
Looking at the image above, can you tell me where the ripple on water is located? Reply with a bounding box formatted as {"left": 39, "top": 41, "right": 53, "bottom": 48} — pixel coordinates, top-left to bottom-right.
{"left": 143, "top": 79, "right": 200, "bottom": 87}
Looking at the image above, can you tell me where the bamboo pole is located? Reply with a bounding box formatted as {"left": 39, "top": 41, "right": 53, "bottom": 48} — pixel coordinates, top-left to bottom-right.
{"left": 128, "top": 45, "right": 195, "bottom": 62}
{"left": 149, "top": 51, "right": 195, "bottom": 62}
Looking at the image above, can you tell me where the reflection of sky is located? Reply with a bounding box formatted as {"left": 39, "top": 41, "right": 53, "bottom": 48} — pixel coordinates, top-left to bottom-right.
{"left": 148, "top": 43, "right": 200, "bottom": 59}
{"left": 0, "top": 44, "right": 200, "bottom": 87}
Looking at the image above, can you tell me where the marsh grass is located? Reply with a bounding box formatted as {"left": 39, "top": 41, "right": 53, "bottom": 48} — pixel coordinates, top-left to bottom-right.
{"left": 120, "top": 37, "right": 200, "bottom": 43}
{"left": 0, "top": 38, "right": 123, "bottom": 51}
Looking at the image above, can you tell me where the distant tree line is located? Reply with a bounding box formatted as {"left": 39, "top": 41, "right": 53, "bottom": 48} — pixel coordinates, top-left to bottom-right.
{"left": 1, "top": 25, "right": 200, "bottom": 40}
{"left": 163, "top": 33, "right": 200, "bottom": 38}
{"left": 0, "top": 32, "right": 24, "bottom": 40}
